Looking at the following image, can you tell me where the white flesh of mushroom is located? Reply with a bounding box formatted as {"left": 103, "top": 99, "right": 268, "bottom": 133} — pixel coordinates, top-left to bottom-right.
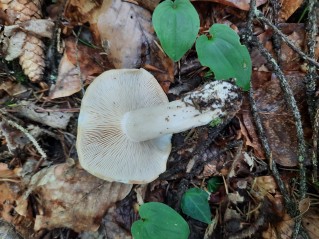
{"left": 122, "top": 81, "right": 239, "bottom": 142}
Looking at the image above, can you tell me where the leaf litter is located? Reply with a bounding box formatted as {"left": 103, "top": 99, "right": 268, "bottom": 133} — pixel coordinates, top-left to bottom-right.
{"left": 0, "top": 0, "right": 318, "bottom": 238}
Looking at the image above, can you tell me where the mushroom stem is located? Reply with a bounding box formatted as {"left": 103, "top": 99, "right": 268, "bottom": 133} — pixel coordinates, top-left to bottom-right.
{"left": 122, "top": 80, "right": 241, "bottom": 142}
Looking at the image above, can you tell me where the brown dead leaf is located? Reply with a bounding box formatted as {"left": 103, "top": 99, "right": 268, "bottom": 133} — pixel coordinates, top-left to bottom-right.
{"left": 279, "top": 0, "right": 303, "bottom": 21}
{"left": 133, "top": 0, "right": 160, "bottom": 11}
{"left": 251, "top": 176, "right": 277, "bottom": 201}
{"left": 262, "top": 213, "right": 294, "bottom": 239}
{"left": 298, "top": 198, "right": 311, "bottom": 215}
{"left": 64, "top": 0, "right": 174, "bottom": 92}
{"left": 0, "top": 183, "right": 19, "bottom": 223}
{"left": 252, "top": 71, "right": 312, "bottom": 167}
{"left": 50, "top": 37, "right": 113, "bottom": 99}
{"left": 303, "top": 207, "right": 319, "bottom": 239}
{"left": 0, "top": 163, "right": 20, "bottom": 179}
{"left": 191, "top": 0, "right": 267, "bottom": 11}
{"left": 0, "top": 182, "right": 33, "bottom": 238}
{"left": 0, "top": 80, "right": 29, "bottom": 97}
{"left": 30, "top": 163, "right": 132, "bottom": 232}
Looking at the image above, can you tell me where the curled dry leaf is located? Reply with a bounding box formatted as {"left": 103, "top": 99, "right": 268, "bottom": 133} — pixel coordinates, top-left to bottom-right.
{"left": 0, "top": 0, "right": 53, "bottom": 82}
{"left": 30, "top": 163, "right": 132, "bottom": 232}
{"left": 49, "top": 37, "right": 113, "bottom": 99}
{"left": 191, "top": 0, "right": 267, "bottom": 11}
{"left": 64, "top": 0, "right": 174, "bottom": 92}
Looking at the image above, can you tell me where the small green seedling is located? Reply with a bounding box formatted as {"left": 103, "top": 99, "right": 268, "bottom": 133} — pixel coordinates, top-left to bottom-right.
{"left": 207, "top": 176, "right": 223, "bottom": 193}
{"left": 152, "top": 0, "right": 252, "bottom": 91}
{"left": 181, "top": 177, "right": 223, "bottom": 224}
{"left": 209, "top": 117, "right": 222, "bottom": 128}
{"left": 131, "top": 202, "right": 190, "bottom": 239}
{"left": 181, "top": 188, "right": 212, "bottom": 224}
{"left": 152, "top": 0, "right": 199, "bottom": 62}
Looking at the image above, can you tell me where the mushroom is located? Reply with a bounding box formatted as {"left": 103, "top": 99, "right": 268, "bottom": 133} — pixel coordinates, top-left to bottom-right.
{"left": 77, "top": 69, "right": 241, "bottom": 184}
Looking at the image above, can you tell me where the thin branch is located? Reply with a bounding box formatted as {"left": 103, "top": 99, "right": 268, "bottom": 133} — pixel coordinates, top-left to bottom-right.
{"left": 254, "top": 9, "right": 319, "bottom": 69}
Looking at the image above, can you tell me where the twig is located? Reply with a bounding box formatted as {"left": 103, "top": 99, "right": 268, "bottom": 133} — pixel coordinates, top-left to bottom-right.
{"left": 249, "top": 87, "right": 293, "bottom": 208}
{"left": 245, "top": 1, "right": 309, "bottom": 238}
{"left": 313, "top": 108, "right": 319, "bottom": 182}
{"left": 254, "top": 9, "right": 319, "bottom": 69}
{"left": 304, "top": 0, "right": 318, "bottom": 120}
{"left": 305, "top": 0, "right": 318, "bottom": 182}
{"left": 4, "top": 118, "right": 47, "bottom": 160}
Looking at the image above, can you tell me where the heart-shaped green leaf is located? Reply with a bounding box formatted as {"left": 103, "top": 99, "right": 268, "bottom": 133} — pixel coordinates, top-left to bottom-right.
{"left": 196, "top": 24, "right": 252, "bottom": 90}
{"left": 181, "top": 188, "right": 212, "bottom": 224}
{"left": 152, "top": 0, "right": 199, "bottom": 62}
{"left": 131, "top": 202, "right": 190, "bottom": 239}
{"left": 207, "top": 177, "right": 223, "bottom": 193}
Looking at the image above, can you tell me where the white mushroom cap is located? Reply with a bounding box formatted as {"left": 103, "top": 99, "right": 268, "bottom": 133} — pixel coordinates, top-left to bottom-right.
{"left": 76, "top": 69, "right": 172, "bottom": 184}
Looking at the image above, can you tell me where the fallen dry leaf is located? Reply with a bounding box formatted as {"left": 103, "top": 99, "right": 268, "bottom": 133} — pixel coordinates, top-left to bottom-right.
{"left": 252, "top": 71, "right": 311, "bottom": 167}
{"left": 279, "top": 0, "right": 303, "bottom": 21}
{"left": 303, "top": 207, "right": 319, "bottom": 239}
{"left": 0, "top": 80, "right": 29, "bottom": 97}
{"left": 49, "top": 37, "right": 113, "bottom": 99}
{"left": 64, "top": 0, "right": 174, "bottom": 92}
{"left": 191, "top": 0, "right": 267, "bottom": 11}
{"left": 262, "top": 213, "right": 294, "bottom": 239}
{"left": 29, "top": 163, "right": 132, "bottom": 232}
{"left": 133, "top": 0, "right": 160, "bottom": 11}
{"left": 251, "top": 176, "right": 277, "bottom": 201}
{"left": 0, "top": 163, "right": 20, "bottom": 179}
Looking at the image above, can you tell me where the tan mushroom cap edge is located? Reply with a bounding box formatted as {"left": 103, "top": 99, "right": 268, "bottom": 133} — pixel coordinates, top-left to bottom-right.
{"left": 76, "top": 69, "right": 172, "bottom": 184}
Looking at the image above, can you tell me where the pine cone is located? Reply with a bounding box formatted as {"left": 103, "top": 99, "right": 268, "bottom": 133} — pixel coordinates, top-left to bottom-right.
{"left": 0, "top": 0, "right": 46, "bottom": 82}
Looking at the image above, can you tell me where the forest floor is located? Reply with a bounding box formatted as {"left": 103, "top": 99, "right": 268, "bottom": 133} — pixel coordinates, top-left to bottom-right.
{"left": 0, "top": 0, "right": 319, "bottom": 238}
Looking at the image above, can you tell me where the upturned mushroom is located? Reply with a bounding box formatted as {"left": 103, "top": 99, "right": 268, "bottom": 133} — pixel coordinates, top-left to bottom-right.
{"left": 77, "top": 69, "right": 241, "bottom": 184}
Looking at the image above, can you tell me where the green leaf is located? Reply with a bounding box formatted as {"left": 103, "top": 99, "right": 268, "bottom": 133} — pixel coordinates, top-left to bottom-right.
{"left": 131, "top": 202, "right": 190, "bottom": 239}
{"left": 207, "top": 177, "right": 223, "bottom": 193}
{"left": 196, "top": 24, "right": 252, "bottom": 90}
{"left": 152, "top": 0, "right": 200, "bottom": 61}
{"left": 181, "top": 188, "right": 212, "bottom": 224}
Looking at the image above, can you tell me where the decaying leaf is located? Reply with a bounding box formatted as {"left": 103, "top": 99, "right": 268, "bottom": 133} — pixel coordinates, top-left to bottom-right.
{"left": 0, "top": 0, "right": 53, "bottom": 82}
{"left": 279, "top": 0, "right": 303, "bottom": 21}
{"left": 191, "top": 0, "right": 267, "bottom": 11}
{"left": 252, "top": 71, "right": 311, "bottom": 167}
{"left": 251, "top": 176, "right": 278, "bottom": 201}
{"left": 303, "top": 207, "right": 319, "bottom": 239}
{"left": 262, "top": 213, "right": 294, "bottom": 239}
{"left": 29, "top": 163, "right": 132, "bottom": 232}
{"left": 49, "top": 37, "right": 113, "bottom": 99}
{"left": 64, "top": 0, "right": 174, "bottom": 92}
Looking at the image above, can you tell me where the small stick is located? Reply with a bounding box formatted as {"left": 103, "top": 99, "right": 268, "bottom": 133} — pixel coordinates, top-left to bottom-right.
{"left": 254, "top": 10, "right": 319, "bottom": 69}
